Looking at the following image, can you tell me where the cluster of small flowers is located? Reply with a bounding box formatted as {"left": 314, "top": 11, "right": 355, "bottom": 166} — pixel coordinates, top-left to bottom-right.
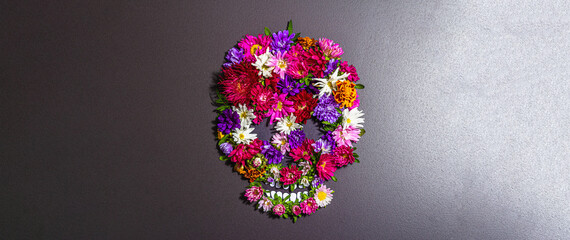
{"left": 215, "top": 23, "right": 365, "bottom": 221}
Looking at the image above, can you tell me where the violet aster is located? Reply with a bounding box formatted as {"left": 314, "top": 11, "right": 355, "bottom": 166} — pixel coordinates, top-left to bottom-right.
{"left": 271, "top": 30, "right": 295, "bottom": 53}
{"left": 277, "top": 76, "right": 301, "bottom": 96}
{"left": 222, "top": 47, "right": 244, "bottom": 68}
{"left": 311, "top": 138, "right": 332, "bottom": 154}
{"left": 262, "top": 141, "right": 283, "bottom": 164}
{"left": 321, "top": 131, "right": 337, "bottom": 150}
{"left": 219, "top": 142, "right": 233, "bottom": 155}
{"left": 217, "top": 108, "right": 241, "bottom": 134}
{"left": 288, "top": 129, "right": 306, "bottom": 149}
{"left": 313, "top": 95, "right": 341, "bottom": 123}
{"left": 323, "top": 59, "right": 339, "bottom": 76}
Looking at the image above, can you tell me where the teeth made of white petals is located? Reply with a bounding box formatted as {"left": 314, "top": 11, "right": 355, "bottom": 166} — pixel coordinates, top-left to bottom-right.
{"left": 283, "top": 193, "right": 289, "bottom": 201}
{"left": 303, "top": 191, "right": 308, "bottom": 197}
{"left": 265, "top": 192, "right": 271, "bottom": 197}
{"left": 270, "top": 191, "right": 276, "bottom": 198}
{"left": 270, "top": 181, "right": 275, "bottom": 187}
{"left": 292, "top": 184, "right": 297, "bottom": 191}
{"left": 276, "top": 182, "right": 281, "bottom": 189}
{"left": 290, "top": 193, "right": 296, "bottom": 202}
{"left": 276, "top": 192, "right": 282, "bottom": 199}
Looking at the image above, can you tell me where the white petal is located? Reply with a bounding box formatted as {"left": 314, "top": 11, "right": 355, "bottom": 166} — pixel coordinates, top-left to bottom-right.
{"left": 270, "top": 191, "right": 276, "bottom": 198}
{"left": 283, "top": 193, "right": 289, "bottom": 201}
{"left": 290, "top": 193, "right": 297, "bottom": 202}
{"left": 276, "top": 192, "right": 282, "bottom": 199}
{"left": 270, "top": 181, "right": 275, "bottom": 187}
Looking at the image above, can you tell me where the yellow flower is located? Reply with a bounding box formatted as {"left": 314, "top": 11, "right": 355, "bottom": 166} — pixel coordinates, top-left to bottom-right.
{"left": 217, "top": 131, "right": 225, "bottom": 140}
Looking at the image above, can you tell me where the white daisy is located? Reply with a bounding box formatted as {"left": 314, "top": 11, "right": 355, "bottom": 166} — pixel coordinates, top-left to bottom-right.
{"left": 232, "top": 104, "right": 256, "bottom": 128}
{"left": 232, "top": 126, "right": 257, "bottom": 145}
{"left": 312, "top": 67, "right": 350, "bottom": 98}
{"left": 251, "top": 48, "right": 274, "bottom": 78}
{"left": 274, "top": 113, "right": 301, "bottom": 134}
{"left": 341, "top": 107, "right": 364, "bottom": 129}
{"left": 314, "top": 185, "right": 334, "bottom": 207}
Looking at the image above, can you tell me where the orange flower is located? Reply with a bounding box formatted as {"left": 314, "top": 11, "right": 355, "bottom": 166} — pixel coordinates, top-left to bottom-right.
{"left": 217, "top": 131, "right": 225, "bottom": 140}
{"left": 234, "top": 163, "right": 246, "bottom": 175}
{"left": 297, "top": 37, "right": 316, "bottom": 50}
{"left": 244, "top": 168, "right": 266, "bottom": 182}
{"left": 333, "top": 81, "right": 357, "bottom": 108}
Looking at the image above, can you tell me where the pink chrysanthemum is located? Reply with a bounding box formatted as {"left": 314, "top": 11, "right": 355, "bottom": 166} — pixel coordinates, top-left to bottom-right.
{"left": 292, "top": 205, "right": 302, "bottom": 216}
{"left": 245, "top": 186, "right": 264, "bottom": 202}
{"left": 332, "top": 125, "right": 361, "bottom": 147}
{"left": 273, "top": 204, "right": 286, "bottom": 216}
{"left": 290, "top": 139, "right": 315, "bottom": 161}
{"left": 316, "top": 154, "right": 337, "bottom": 181}
{"left": 280, "top": 165, "right": 302, "bottom": 185}
{"left": 271, "top": 132, "right": 290, "bottom": 154}
{"left": 267, "top": 93, "right": 294, "bottom": 124}
{"left": 258, "top": 196, "right": 273, "bottom": 212}
{"left": 300, "top": 197, "right": 318, "bottom": 215}
{"left": 229, "top": 139, "right": 262, "bottom": 165}
{"left": 318, "top": 38, "right": 344, "bottom": 59}
{"left": 238, "top": 34, "right": 272, "bottom": 61}
{"left": 219, "top": 62, "right": 260, "bottom": 106}
{"left": 332, "top": 146, "right": 355, "bottom": 167}
{"left": 267, "top": 51, "right": 289, "bottom": 79}
{"left": 250, "top": 84, "right": 274, "bottom": 111}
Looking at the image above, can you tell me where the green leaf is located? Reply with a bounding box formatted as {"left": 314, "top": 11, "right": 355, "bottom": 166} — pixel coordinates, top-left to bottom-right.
{"left": 322, "top": 121, "right": 331, "bottom": 125}
{"left": 336, "top": 108, "right": 342, "bottom": 114}
{"left": 219, "top": 156, "right": 228, "bottom": 161}
{"left": 293, "top": 216, "right": 297, "bottom": 223}
{"left": 215, "top": 105, "right": 229, "bottom": 112}
{"left": 290, "top": 185, "right": 294, "bottom": 192}
{"left": 283, "top": 213, "right": 289, "bottom": 219}
{"left": 359, "top": 128, "right": 366, "bottom": 136}
{"left": 354, "top": 84, "right": 365, "bottom": 89}
{"left": 264, "top": 27, "right": 271, "bottom": 36}
{"left": 353, "top": 153, "right": 359, "bottom": 158}
{"left": 331, "top": 176, "right": 337, "bottom": 182}
{"left": 287, "top": 20, "right": 293, "bottom": 32}
{"left": 293, "top": 32, "right": 301, "bottom": 42}
{"left": 354, "top": 158, "right": 360, "bottom": 163}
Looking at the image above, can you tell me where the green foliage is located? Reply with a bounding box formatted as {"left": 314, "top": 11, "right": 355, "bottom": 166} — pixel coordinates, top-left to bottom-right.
{"left": 287, "top": 20, "right": 293, "bottom": 32}
{"left": 354, "top": 84, "right": 365, "bottom": 89}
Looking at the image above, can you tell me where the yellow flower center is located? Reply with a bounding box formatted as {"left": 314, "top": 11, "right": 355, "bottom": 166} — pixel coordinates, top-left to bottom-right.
{"left": 276, "top": 101, "right": 283, "bottom": 110}
{"left": 281, "top": 139, "right": 286, "bottom": 145}
{"left": 239, "top": 133, "right": 245, "bottom": 140}
{"left": 286, "top": 121, "right": 292, "bottom": 127}
{"left": 240, "top": 112, "right": 248, "bottom": 118}
{"left": 250, "top": 44, "right": 262, "bottom": 55}
{"left": 317, "top": 191, "right": 327, "bottom": 201}
{"left": 346, "top": 118, "right": 351, "bottom": 123}
{"left": 278, "top": 60, "right": 287, "bottom": 69}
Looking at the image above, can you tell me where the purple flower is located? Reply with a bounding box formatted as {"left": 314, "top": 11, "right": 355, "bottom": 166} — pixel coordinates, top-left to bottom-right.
{"left": 277, "top": 76, "right": 301, "bottom": 96}
{"left": 288, "top": 129, "right": 305, "bottom": 149}
{"left": 323, "top": 59, "right": 339, "bottom": 76}
{"left": 312, "top": 175, "right": 324, "bottom": 187}
{"left": 219, "top": 142, "right": 233, "bottom": 155}
{"left": 271, "top": 30, "right": 295, "bottom": 53}
{"left": 311, "top": 138, "right": 332, "bottom": 154}
{"left": 313, "top": 95, "right": 341, "bottom": 123}
{"left": 223, "top": 47, "right": 244, "bottom": 68}
{"left": 262, "top": 141, "right": 283, "bottom": 164}
{"left": 321, "top": 131, "right": 337, "bottom": 150}
{"left": 217, "top": 109, "right": 240, "bottom": 134}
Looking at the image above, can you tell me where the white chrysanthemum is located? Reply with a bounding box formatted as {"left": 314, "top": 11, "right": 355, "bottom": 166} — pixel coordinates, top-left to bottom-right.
{"left": 251, "top": 48, "right": 274, "bottom": 78}
{"left": 299, "top": 176, "right": 310, "bottom": 187}
{"left": 314, "top": 185, "right": 333, "bottom": 207}
{"left": 274, "top": 113, "right": 301, "bottom": 134}
{"left": 232, "top": 104, "right": 256, "bottom": 128}
{"left": 341, "top": 107, "right": 364, "bottom": 129}
{"left": 312, "top": 67, "right": 350, "bottom": 98}
{"left": 232, "top": 126, "right": 257, "bottom": 145}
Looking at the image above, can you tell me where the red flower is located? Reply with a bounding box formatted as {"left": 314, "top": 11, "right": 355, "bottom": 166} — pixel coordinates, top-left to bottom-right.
{"left": 303, "top": 48, "right": 327, "bottom": 78}
{"left": 289, "top": 90, "right": 318, "bottom": 124}
{"left": 280, "top": 165, "right": 302, "bottom": 185}
{"left": 219, "top": 62, "right": 260, "bottom": 106}
{"left": 316, "top": 154, "right": 337, "bottom": 181}
{"left": 290, "top": 139, "right": 315, "bottom": 161}
{"left": 332, "top": 146, "right": 355, "bottom": 167}
{"left": 229, "top": 139, "right": 262, "bottom": 165}
{"left": 250, "top": 84, "right": 274, "bottom": 111}
{"left": 340, "top": 61, "right": 360, "bottom": 82}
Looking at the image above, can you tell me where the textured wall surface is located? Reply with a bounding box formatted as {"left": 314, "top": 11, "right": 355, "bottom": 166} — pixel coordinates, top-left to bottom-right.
{"left": 2, "top": 1, "right": 569, "bottom": 239}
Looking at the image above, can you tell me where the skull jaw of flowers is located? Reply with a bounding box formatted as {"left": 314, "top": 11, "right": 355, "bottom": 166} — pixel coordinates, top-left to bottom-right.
{"left": 216, "top": 24, "right": 365, "bottom": 221}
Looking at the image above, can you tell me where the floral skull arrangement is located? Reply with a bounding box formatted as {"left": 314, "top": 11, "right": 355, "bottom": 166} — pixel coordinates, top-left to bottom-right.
{"left": 214, "top": 21, "right": 365, "bottom": 222}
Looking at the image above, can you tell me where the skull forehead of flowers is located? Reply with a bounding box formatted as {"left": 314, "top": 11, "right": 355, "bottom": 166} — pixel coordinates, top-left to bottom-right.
{"left": 215, "top": 21, "right": 365, "bottom": 222}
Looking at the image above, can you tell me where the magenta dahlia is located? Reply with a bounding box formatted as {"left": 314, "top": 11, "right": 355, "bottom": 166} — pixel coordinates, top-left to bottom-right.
{"left": 316, "top": 154, "right": 337, "bottom": 181}
{"left": 273, "top": 204, "right": 286, "bottom": 216}
{"left": 238, "top": 34, "right": 272, "bottom": 61}
{"left": 332, "top": 145, "right": 355, "bottom": 167}
{"left": 267, "top": 93, "right": 294, "bottom": 124}
{"left": 279, "top": 165, "right": 302, "bottom": 185}
{"left": 300, "top": 197, "right": 318, "bottom": 215}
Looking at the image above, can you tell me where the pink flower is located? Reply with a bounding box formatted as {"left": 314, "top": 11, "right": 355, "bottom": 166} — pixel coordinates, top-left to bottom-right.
{"left": 280, "top": 165, "right": 302, "bottom": 185}
{"left": 318, "top": 38, "right": 344, "bottom": 59}
{"left": 290, "top": 139, "right": 315, "bottom": 161}
{"left": 332, "top": 125, "right": 360, "bottom": 147}
{"left": 244, "top": 186, "right": 264, "bottom": 202}
{"left": 258, "top": 197, "right": 273, "bottom": 212}
{"left": 229, "top": 139, "right": 263, "bottom": 165}
{"left": 271, "top": 132, "right": 290, "bottom": 154}
{"left": 267, "top": 93, "right": 294, "bottom": 124}
{"left": 292, "top": 205, "right": 302, "bottom": 216}
{"left": 238, "top": 34, "right": 272, "bottom": 61}
{"left": 300, "top": 197, "right": 318, "bottom": 215}
{"left": 340, "top": 61, "right": 359, "bottom": 82}
{"left": 267, "top": 51, "right": 289, "bottom": 79}
{"left": 273, "top": 204, "right": 286, "bottom": 216}
{"left": 316, "top": 154, "right": 337, "bottom": 181}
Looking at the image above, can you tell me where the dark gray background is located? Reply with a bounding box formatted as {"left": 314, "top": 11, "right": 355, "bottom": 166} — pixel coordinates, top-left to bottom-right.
{"left": 2, "top": 1, "right": 569, "bottom": 239}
